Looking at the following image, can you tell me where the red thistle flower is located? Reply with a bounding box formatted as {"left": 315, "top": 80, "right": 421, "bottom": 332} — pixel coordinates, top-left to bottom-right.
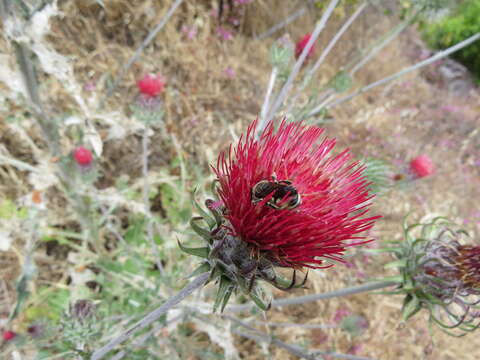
{"left": 2, "top": 330, "right": 16, "bottom": 341}
{"left": 73, "top": 146, "right": 93, "bottom": 167}
{"left": 213, "top": 120, "right": 378, "bottom": 269}
{"left": 409, "top": 155, "right": 434, "bottom": 178}
{"left": 295, "top": 33, "right": 316, "bottom": 59}
{"left": 137, "top": 74, "right": 165, "bottom": 97}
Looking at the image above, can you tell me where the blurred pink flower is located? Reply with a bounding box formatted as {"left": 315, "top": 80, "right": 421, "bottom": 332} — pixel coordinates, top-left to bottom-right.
{"left": 181, "top": 25, "right": 197, "bottom": 40}
{"left": 440, "top": 105, "right": 460, "bottom": 113}
{"left": 333, "top": 307, "right": 351, "bottom": 323}
{"left": 84, "top": 81, "right": 96, "bottom": 91}
{"left": 348, "top": 344, "right": 363, "bottom": 355}
{"left": 217, "top": 27, "right": 233, "bottom": 41}
{"left": 2, "top": 330, "right": 16, "bottom": 341}
{"left": 229, "top": 17, "right": 240, "bottom": 26}
{"left": 410, "top": 155, "right": 435, "bottom": 178}
{"left": 137, "top": 74, "right": 165, "bottom": 97}
{"left": 295, "top": 33, "right": 316, "bottom": 59}
{"left": 224, "top": 67, "right": 235, "bottom": 78}
{"left": 73, "top": 146, "right": 93, "bottom": 167}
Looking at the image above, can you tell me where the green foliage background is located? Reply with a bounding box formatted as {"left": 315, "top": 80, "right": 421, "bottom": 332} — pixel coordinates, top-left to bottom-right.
{"left": 422, "top": 0, "right": 480, "bottom": 83}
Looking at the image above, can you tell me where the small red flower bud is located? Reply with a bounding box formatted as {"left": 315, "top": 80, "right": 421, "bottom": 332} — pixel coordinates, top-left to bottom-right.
{"left": 137, "top": 74, "right": 165, "bottom": 97}
{"left": 73, "top": 146, "right": 93, "bottom": 166}
{"left": 2, "top": 330, "right": 16, "bottom": 341}
{"left": 295, "top": 33, "right": 316, "bottom": 59}
{"left": 410, "top": 155, "right": 434, "bottom": 178}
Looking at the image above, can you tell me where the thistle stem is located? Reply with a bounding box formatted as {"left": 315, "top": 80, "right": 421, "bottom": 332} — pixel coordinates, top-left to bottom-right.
{"left": 228, "top": 280, "right": 398, "bottom": 313}
{"left": 227, "top": 315, "right": 374, "bottom": 360}
{"left": 142, "top": 127, "right": 165, "bottom": 277}
{"left": 256, "top": 1, "right": 311, "bottom": 40}
{"left": 262, "top": 0, "right": 339, "bottom": 130}
{"left": 347, "top": 7, "right": 422, "bottom": 77}
{"left": 98, "top": 0, "right": 183, "bottom": 108}
{"left": 308, "top": 32, "right": 480, "bottom": 117}
{"left": 257, "top": 66, "right": 278, "bottom": 137}
{"left": 286, "top": 2, "right": 368, "bottom": 116}
{"left": 91, "top": 272, "right": 209, "bottom": 360}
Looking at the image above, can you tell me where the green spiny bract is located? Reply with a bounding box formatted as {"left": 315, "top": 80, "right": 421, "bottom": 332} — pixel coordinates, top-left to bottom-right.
{"left": 180, "top": 195, "right": 307, "bottom": 313}
{"left": 377, "top": 217, "right": 480, "bottom": 336}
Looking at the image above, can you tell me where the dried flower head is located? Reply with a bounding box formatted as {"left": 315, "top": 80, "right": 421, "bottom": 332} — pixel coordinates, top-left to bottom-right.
{"left": 137, "top": 74, "right": 165, "bottom": 97}
{"left": 183, "top": 120, "right": 378, "bottom": 311}
{"left": 27, "top": 323, "right": 44, "bottom": 339}
{"left": 2, "top": 330, "right": 16, "bottom": 341}
{"left": 410, "top": 155, "right": 435, "bottom": 178}
{"left": 73, "top": 146, "right": 93, "bottom": 167}
{"left": 383, "top": 218, "right": 480, "bottom": 335}
{"left": 70, "top": 299, "right": 96, "bottom": 324}
{"left": 295, "top": 33, "right": 316, "bottom": 59}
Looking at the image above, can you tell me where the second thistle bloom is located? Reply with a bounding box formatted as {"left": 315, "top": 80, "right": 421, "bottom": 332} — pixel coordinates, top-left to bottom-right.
{"left": 383, "top": 218, "right": 480, "bottom": 334}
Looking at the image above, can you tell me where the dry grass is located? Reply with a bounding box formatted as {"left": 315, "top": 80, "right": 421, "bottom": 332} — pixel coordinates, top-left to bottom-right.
{"left": 1, "top": 0, "right": 480, "bottom": 359}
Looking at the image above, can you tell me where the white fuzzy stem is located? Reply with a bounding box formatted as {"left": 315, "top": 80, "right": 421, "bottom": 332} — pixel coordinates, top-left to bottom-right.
{"left": 91, "top": 272, "right": 209, "bottom": 360}
{"left": 261, "top": 0, "right": 340, "bottom": 133}
{"left": 256, "top": 1, "right": 310, "bottom": 40}
{"left": 286, "top": 2, "right": 368, "bottom": 116}
{"left": 257, "top": 66, "right": 278, "bottom": 137}
{"left": 99, "top": 0, "right": 183, "bottom": 107}
{"left": 318, "top": 32, "right": 480, "bottom": 113}
{"left": 142, "top": 127, "right": 165, "bottom": 276}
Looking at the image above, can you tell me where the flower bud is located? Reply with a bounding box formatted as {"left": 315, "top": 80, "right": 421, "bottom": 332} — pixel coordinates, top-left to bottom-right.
{"left": 73, "top": 146, "right": 93, "bottom": 167}
{"left": 409, "top": 155, "right": 434, "bottom": 178}
{"left": 2, "top": 330, "right": 16, "bottom": 341}
{"left": 70, "top": 299, "right": 96, "bottom": 323}
{"left": 295, "top": 33, "right": 316, "bottom": 59}
{"left": 270, "top": 35, "right": 294, "bottom": 69}
{"left": 137, "top": 74, "right": 165, "bottom": 97}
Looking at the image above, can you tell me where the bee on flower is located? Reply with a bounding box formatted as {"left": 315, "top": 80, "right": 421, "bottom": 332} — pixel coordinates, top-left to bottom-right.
{"left": 182, "top": 120, "right": 379, "bottom": 311}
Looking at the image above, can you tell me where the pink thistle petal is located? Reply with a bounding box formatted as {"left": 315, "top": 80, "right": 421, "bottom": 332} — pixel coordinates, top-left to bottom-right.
{"left": 213, "top": 120, "right": 379, "bottom": 269}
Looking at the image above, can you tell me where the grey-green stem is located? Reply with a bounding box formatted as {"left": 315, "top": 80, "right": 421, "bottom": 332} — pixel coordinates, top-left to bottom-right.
{"left": 91, "top": 272, "right": 209, "bottom": 360}
{"left": 260, "top": 0, "right": 340, "bottom": 133}
{"left": 226, "top": 315, "right": 375, "bottom": 360}
{"left": 98, "top": 0, "right": 183, "bottom": 109}
{"left": 227, "top": 280, "right": 398, "bottom": 313}
{"left": 308, "top": 32, "right": 480, "bottom": 117}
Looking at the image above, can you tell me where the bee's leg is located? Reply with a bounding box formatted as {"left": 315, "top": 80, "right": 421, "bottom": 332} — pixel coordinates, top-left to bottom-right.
{"left": 271, "top": 270, "right": 297, "bottom": 291}
{"left": 247, "top": 261, "right": 259, "bottom": 293}
{"left": 299, "top": 269, "right": 309, "bottom": 287}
